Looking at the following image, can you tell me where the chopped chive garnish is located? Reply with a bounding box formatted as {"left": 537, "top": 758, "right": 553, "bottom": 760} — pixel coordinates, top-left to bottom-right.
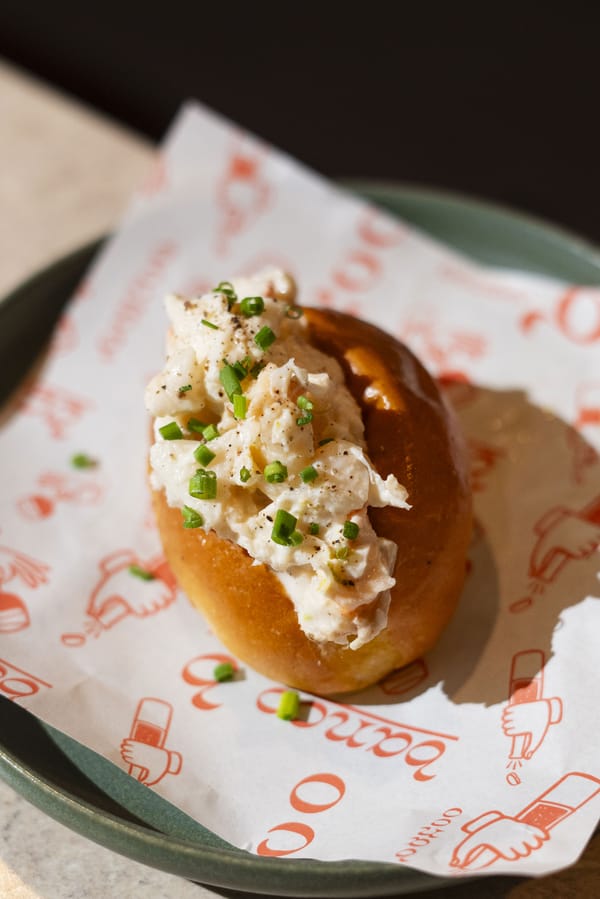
{"left": 159, "top": 421, "right": 183, "bottom": 440}
{"left": 300, "top": 465, "right": 318, "bottom": 483}
{"left": 277, "top": 690, "right": 300, "bottom": 720}
{"left": 189, "top": 468, "right": 218, "bottom": 500}
{"left": 213, "top": 662, "right": 235, "bottom": 682}
{"left": 71, "top": 452, "right": 97, "bottom": 469}
{"left": 264, "top": 461, "right": 288, "bottom": 483}
{"left": 182, "top": 505, "right": 204, "bottom": 528}
{"left": 187, "top": 417, "right": 207, "bottom": 433}
{"left": 336, "top": 545, "right": 349, "bottom": 560}
{"left": 128, "top": 564, "right": 155, "bottom": 581}
{"left": 296, "top": 413, "right": 313, "bottom": 427}
{"left": 285, "top": 305, "right": 303, "bottom": 319}
{"left": 233, "top": 394, "right": 247, "bottom": 420}
{"left": 239, "top": 466, "right": 251, "bottom": 483}
{"left": 194, "top": 444, "right": 216, "bottom": 465}
{"left": 271, "top": 509, "right": 298, "bottom": 545}
{"left": 343, "top": 521, "right": 360, "bottom": 540}
{"left": 240, "top": 296, "right": 265, "bottom": 317}
{"left": 232, "top": 360, "right": 248, "bottom": 380}
{"left": 254, "top": 325, "right": 276, "bottom": 351}
{"left": 202, "top": 423, "right": 219, "bottom": 441}
{"left": 250, "top": 361, "right": 265, "bottom": 379}
{"left": 201, "top": 318, "right": 219, "bottom": 330}
{"left": 318, "top": 437, "right": 334, "bottom": 446}
{"left": 219, "top": 363, "right": 242, "bottom": 400}
{"left": 178, "top": 384, "right": 192, "bottom": 395}
{"left": 297, "top": 395, "right": 313, "bottom": 411}
{"left": 309, "top": 522, "right": 320, "bottom": 535}
{"left": 214, "top": 281, "right": 237, "bottom": 308}
{"left": 289, "top": 530, "right": 304, "bottom": 546}
{"left": 241, "top": 354, "right": 253, "bottom": 370}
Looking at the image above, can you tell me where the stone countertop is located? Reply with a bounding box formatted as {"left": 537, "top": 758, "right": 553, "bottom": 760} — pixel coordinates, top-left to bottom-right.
{"left": 0, "top": 779, "right": 209, "bottom": 898}
{"left": 0, "top": 56, "right": 598, "bottom": 899}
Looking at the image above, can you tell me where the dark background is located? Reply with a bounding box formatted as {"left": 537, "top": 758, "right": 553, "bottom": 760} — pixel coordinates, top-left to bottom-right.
{"left": 1, "top": 6, "right": 599, "bottom": 242}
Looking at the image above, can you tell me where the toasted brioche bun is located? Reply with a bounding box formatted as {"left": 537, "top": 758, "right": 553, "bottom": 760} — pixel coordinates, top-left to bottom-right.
{"left": 151, "top": 308, "right": 472, "bottom": 695}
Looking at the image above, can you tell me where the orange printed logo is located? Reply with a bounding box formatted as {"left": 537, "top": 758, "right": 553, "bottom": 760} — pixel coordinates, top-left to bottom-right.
{"left": 0, "top": 543, "right": 51, "bottom": 634}
{"left": 0, "top": 543, "right": 50, "bottom": 590}
{"left": 520, "top": 286, "right": 600, "bottom": 345}
{"left": 181, "top": 653, "right": 239, "bottom": 710}
{"left": 97, "top": 241, "right": 177, "bottom": 361}
{"left": 17, "top": 383, "right": 93, "bottom": 440}
{"left": 215, "top": 143, "right": 271, "bottom": 256}
{"left": 256, "top": 687, "right": 458, "bottom": 781}
{"left": 256, "top": 772, "right": 346, "bottom": 857}
{"left": 332, "top": 249, "right": 382, "bottom": 294}
{"left": 511, "top": 495, "right": 600, "bottom": 614}
{"left": 503, "top": 650, "right": 563, "bottom": 785}
{"left": 310, "top": 208, "right": 404, "bottom": 317}
{"left": 357, "top": 208, "right": 407, "bottom": 249}
{"left": 0, "top": 592, "right": 29, "bottom": 633}
{"left": 61, "top": 549, "right": 177, "bottom": 646}
{"left": 17, "top": 470, "right": 103, "bottom": 521}
{"left": 450, "top": 772, "right": 600, "bottom": 870}
{"left": 120, "top": 697, "right": 182, "bottom": 786}
{"left": 0, "top": 657, "right": 52, "bottom": 701}
{"left": 380, "top": 659, "right": 429, "bottom": 696}
{"left": 395, "top": 807, "right": 463, "bottom": 863}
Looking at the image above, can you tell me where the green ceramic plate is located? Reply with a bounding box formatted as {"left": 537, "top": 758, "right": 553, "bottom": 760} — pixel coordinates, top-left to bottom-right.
{"left": 1, "top": 184, "right": 599, "bottom": 897}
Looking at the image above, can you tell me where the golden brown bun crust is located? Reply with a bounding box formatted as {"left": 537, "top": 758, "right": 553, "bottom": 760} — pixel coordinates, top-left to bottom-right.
{"left": 152, "top": 309, "right": 472, "bottom": 695}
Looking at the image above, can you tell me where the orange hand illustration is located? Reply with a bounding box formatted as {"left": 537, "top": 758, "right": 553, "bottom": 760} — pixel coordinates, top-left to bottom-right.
{"left": 530, "top": 506, "right": 600, "bottom": 585}
{"left": 85, "top": 550, "right": 176, "bottom": 630}
{"left": 450, "top": 811, "right": 548, "bottom": 870}
{"left": 0, "top": 544, "right": 50, "bottom": 589}
{"left": 451, "top": 773, "right": 600, "bottom": 871}
{"left": 502, "top": 698, "right": 563, "bottom": 760}
{"left": 121, "top": 697, "right": 182, "bottom": 786}
{"left": 120, "top": 739, "right": 182, "bottom": 786}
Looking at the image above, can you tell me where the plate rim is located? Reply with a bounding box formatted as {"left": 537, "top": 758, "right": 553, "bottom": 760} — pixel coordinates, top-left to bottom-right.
{"left": 2, "top": 180, "right": 599, "bottom": 895}
{"left": 347, "top": 178, "right": 600, "bottom": 273}
{"left": 0, "top": 710, "right": 448, "bottom": 896}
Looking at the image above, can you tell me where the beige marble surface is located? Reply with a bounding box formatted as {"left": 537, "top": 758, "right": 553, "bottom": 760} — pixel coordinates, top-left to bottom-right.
{"left": 0, "top": 58, "right": 152, "bottom": 298}
{"left": 0, "top": 56, "right": 598, "bottom": 899}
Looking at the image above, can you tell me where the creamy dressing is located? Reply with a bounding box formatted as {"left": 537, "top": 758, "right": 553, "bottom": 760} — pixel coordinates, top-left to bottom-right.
{"left": 146, "top": 268, "right": 410, "bottom": 648}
